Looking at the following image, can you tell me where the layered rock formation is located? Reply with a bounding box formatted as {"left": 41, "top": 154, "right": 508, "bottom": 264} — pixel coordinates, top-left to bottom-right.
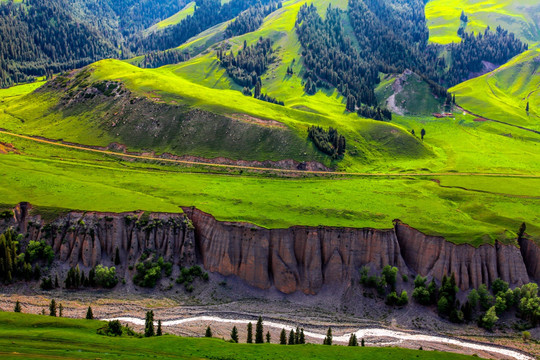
{"left": 8, "top": 203, "right": 196, "bottom": 277}
{"left": 1, "top": 203, "right": 538, "bottom": 293}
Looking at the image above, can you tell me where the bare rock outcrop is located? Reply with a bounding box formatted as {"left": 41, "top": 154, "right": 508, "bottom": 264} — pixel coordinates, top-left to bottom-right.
{"left": 395, "top": 223, "right": 530, "bottom": 290}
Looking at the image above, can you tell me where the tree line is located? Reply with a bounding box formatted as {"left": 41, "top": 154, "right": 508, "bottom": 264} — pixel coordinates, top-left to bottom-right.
{"left": 307, "top": 126, "right": 346, "bottom": 159}
{"left": 225, "top": 1, "right": 282, "bottom": 38}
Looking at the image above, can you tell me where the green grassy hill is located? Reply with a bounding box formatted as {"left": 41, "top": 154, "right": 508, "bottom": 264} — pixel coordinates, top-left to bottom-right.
{"left": 426, "top": 0, "right": 540, "bottom": 44}
{"left": 450, "top": 47, "right": 540, "bottom": 131}
{"left": 0, "top": 312, "right": 476, "bottom": 360}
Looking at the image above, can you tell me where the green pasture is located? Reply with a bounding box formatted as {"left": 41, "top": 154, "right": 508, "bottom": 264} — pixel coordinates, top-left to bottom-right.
{"left": 0, "top": 312, "right": 476, "bottom": 360}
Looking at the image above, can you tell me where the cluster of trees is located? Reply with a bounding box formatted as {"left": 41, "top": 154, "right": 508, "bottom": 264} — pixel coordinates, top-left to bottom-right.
{"left": 307, "top": 126, "right": 346, "bottom": 159}
{"left": 413, "top": 274, "right": 540, "bottom": 330}
{"left": 0, "top": 229, "right": 49, "bottom": 284}
{"left": 225, "top": 1, "right": 281, "bottom": 38}
{"left": 176, "top": 265, "right": 209, "bottom": 292}
{"left": 228, "top": 317, "right": 302, "bottom": 345}
{"left": 0, "top": 0, "right": 116, "bottom": 87}
{"left": 357, "top": 105, "right": 392, "bottom": 121}
{"left": 359, "top": 265, "right": 408, "bottom": 307}
{"left": 296, "top": 4, "right": 378, "bottom": 106}
{"left": 139, "top": 50, "right": 190, "bottom": 69}
{"left": 134, "top": 0, "right": 276, "bottom": 53}
{"left": 144, "top": 310, "right": 163, "bottom": 337}
{"left": 444, "top": 26, "right": 527, "bottom": 86}
{"left": 219, "top": 38, "right": 283, "bottom": 105}
{"left": 133, "top": 253, "right": 172, "bottom": 288}
{"left": 65, "top": 264, "right": 118, "bottom": 289}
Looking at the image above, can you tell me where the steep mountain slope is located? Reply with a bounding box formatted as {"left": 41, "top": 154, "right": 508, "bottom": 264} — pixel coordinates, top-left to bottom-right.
{"left": 451, "top": 47, "right": 540, "bottom": 131}
{"left": 426, "top": 0, "right": 540, "bottom": 44}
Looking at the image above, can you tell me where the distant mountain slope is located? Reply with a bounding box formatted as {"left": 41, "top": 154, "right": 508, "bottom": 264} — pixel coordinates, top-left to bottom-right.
{"left": 426, "top": 0, "right": 540, "bottom": 44}
{"left": 451, "top": 47, "right": 540, "bottom": 131}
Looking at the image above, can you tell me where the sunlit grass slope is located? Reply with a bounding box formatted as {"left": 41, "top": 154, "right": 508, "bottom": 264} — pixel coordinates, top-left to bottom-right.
{"left": 450, "top": 47, "right": 540, "bottom": 131}
{"left": 426, "top": 0, "right": 540, "bottom": 44}
{"left": 0, "top": 312, "right": 477, "bottom": 360}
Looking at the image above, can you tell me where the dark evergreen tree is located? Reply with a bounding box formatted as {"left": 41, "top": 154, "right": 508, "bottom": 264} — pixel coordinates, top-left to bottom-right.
{"left": 246, "top": 322, "right": 253, "bottom": 343}
{"left": 323, "top": 327, "right": 332, "bottom": 345}
{"left": 115, "top": 248, "right": 121, "bottom": 265}
{"left": 205, "top": 325, "right": 212, "bottom": 337}
{"left": 145, "top": 310, "right": 155, "bottom": 337}
{"left": 266, "top": 331, "right": 271, "bottom": 343}
{"left": 14, "top": 301, "right": 21, "bottom": 313}
{"left": 231, "top": 326, "right": 239, "bottom": 343}
{"left": 421, "top": 128, "right": 426, "bottom": 141}
{"left": 348, "top": 333, "right": 358, "bottom": 346}
{"left": 255, "top": 316, "right": 264, "bottom": 343}
{"left": 86, "top": 306, "right": 93, "bottom": 320}
{"left": 280, "top": 329, "right": 287, "bottom": 344}
{"left": 49, "top": 299, "right": 57, "bottom": 317}
{"left": 157, "top": 320, "right": 162, "bottom": 336}
{"left": 299, "top": 328, "right": 305, "bottom": 344}
{"left": 288, "top": 329, "right": 295, "bottom": 345}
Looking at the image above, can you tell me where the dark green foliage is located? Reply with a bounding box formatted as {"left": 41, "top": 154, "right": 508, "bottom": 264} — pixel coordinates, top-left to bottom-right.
{"left": 517, "top": 283, "right": 540, "bottom": 326}
{"left": 97, "top": 320, "right": 138, "bottom": 337}
{"left": 382, "top": 265, "right": 398, "bottom": 290}
{"left": 231, "top": 326, "right": 239, "bottom": 343}
{"left": 49, "top": 299, "right": 56, "bottom": 317}
{"left": 205, "top": 326, "right": 212, "bottom": 337}
{"left": 58, "top": 303, "right": 63, "bottom": 317}
{"left": 266, "top": 331, "right": 271, "bottom": 343}
{"left": 361, "top": 338, "right": 365, "bottom": 347}
{"left": 0, "top": 210, "right": 13, "bottom": 220}
{"left": 288, "top": 329, "right": 295, "bottom": 345}
{"left": 86, "top": 306, "right": 93, "bottom": 320}
{"left": 296, "top": 4, "right": 378, "bottom": 106}
{"left": 357, "top": 105, "right": 392, "bottom": 121}
{"left": 0, "top": 0, "right": 117, "bottom": 88}
{"left": 491, "top": 278, "right": 509, "bottom": 296}
{"left": 144, "top": 311, "right": 154, "bottom": 337}
{"left": 65, "top": 265, "right": 82, "bottom": 289}
{"left": 348, "top": 333, "right": 358, "bottom": 346}
{"left": 280, "top": 329, "right": 287, "bottom": 344}
{"left": 299, "top": 328, "right": 305, "bottom": 344}
{"left": 420, "top": 128, "right": 426, "bottom": 140}
{"left": 139, "top": 49, "right": 190, "bottom": 69}
{"left": 478, "top": 284, "right": 495, "bottom": 311}
{"left": 157, "top": 320, "right": 162, "bottom": 336}
{"left": 176, "top": 265, "right": 208, "bottom": 291}
{"left": 518, "top": 223, "right": 527, "bottom": 240}
{"left": 40, "top": 277, "right": 54, "bottom": 290}
{"left": 255, "top": 316, "right": 264, "bottom": 344}
{"left": 225, "top": 2, "right": 281, "bottom": 37}
{"left": 386, "top": 290, "right": 408, "bottom": 307}
{"left": 480, "top": 306, "right": 498, "bottom": 330}
{"left": 323, "top": 327, "right": 332, "bottom": 345}
{"left": 14, "top": 301, "right": 21, "bottom": 313}
{"left": 0, "top": 229, "right": 20, "bottom": 283}
{"left": 246, "top": 322, "right": 253, "bottom": 343}
{"left": 308, "top": 126, "right": 346, "bottom": 158}
{"left": 134, "top": 255, "right": 172, "bottom": 288}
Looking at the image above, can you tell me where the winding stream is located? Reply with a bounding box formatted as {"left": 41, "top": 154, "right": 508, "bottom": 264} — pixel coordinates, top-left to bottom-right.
{"left": 103, "top": 316, "right": 533, "bottom": 360}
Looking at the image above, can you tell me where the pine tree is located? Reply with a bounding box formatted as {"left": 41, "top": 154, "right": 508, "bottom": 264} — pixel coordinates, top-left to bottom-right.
{"left": 526, "top": 101, "right": 530, "bottom": 113}
{"left": 115, "top": 248, "right": 121, "bottom": 265}
{"left": 14, "top": 301, "right": 21, "bottom": 313}
{"left": 49, "top": 299, "right": 56, "bottom": 317}
{"left": 205, "top": 326, "right": 212, "bottom": 337}
{"left": 231, "top": 326, "right": 239, "bottom": 343}
{"left": 280, "top": 329, "right": 287, "bottom": 344}
{"left": 266, "top": 331, "right": 271, "bottom": 343}
{"left": 255, "top": 316, "right": 264, "bottom": 343}
{"left": 86, "top": 306, "right": 93, "bottom": 320}
{"left": 299, "top": 328, "right": 305, "bottom": 344}
{"left": 145, "top": 311, "right": 155, "bottom": 337}
{"left": 288, "top": 329, "right": 295, "bottom": 345}
{"left": 246, "top": 322, "right": 253, "bottom": 343}
{"left": 58, "top": 303, "right": 63, "bottom": 317}
{"left": 421, "top": 128, "right": 426, "bottom": 141}
{"left": 157, "top": 320, "right": 162, "bottom": 336}
{"left": 348, "top": 333, "right": 358, "bottom": 346}
{"left": 295, "top": 326, "right": 300, "bottom": 344}
{"left": 361, "top": 338, "right": 365, "bottom": 347}
{"left": 323, "top": 327, "right": 332, "bottom": 345}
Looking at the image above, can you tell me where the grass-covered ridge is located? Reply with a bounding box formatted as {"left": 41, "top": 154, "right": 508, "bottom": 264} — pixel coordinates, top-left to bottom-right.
{"left": 425, "top": 0, "right": 540, "bottom": 44}
{"left": 450, "top": 47, "right": 540, "bottom": 132}
{"left": 0, "top": 312, "right": 479, "bottom": 360}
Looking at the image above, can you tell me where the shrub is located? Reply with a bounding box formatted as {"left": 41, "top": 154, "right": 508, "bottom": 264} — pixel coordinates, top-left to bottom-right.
{"left": 94, "top": 265, "right": 118, "bottom": 288}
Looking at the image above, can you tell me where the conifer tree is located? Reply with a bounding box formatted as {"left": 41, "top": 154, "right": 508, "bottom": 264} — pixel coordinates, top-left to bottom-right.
{"left": 231, "top": 326, "right": 239, "bottom": 343}
{"left": 205, "top": 326, "right": 212, "bottom": 337}
{"left": 299, "top": 328, "right": 305, "bottom": 344}
{"left": 145, "top": 311, "right": 155, "bottom": 337}
{"left": 288, "top": 329, "right": 295, "bottom": 345}
{"left": 59, "top": 303, "right": 63, "bottom": 317}
{"left": 526, "top": 101, "right": 530, "bottom": 113}
{"left": 348, "top": 333, "right": 358, "bottom": 346}
{"left": 266, "top": 331, "right": 271, "bottom": 343}
{"left": 280, "top": 329, "right": 287, "bottom": 344}
{"left": 49, "top": 299, "right": 56, "bottom": 317}
{"left": 323, "top": 327, "right": 332, "bottom": 345}
{"left": 361, "top": 338, "right": 365, "bottom": 347}
{"left": 157, "top": 320, "right": 162, "bottom": 336}
{"left": 14, "top": 301, "right": 21, "bottom": 313}
{"left": 421, "top": 128, "right": 426, "bottom": 141}
{"left": 246, "top": 322, "right": 253, "bottom": 343}
{"left": 255, "top": 316, "right": 264, "bottom": 343}
{"left": 115, "top": 248, "right": 121, "bottom": 265}
{"left": 86, "top": 306, "right": 93, "bottom": 320}
{"left": 295, "top": 326, "right": 300, "bottom": 344}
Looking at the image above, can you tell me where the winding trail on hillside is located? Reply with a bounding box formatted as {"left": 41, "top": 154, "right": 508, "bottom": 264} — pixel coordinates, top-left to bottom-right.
{"left": 103, "top": 316, "right": 534, "bottom": 360}
{"left": 1, "top": 129, "right": 540, "bottom": 178}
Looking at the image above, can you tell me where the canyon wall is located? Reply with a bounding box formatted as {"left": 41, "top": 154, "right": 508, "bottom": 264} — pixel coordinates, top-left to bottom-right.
{"left": 1, "top": 203, "right": 538, "bottom": 293}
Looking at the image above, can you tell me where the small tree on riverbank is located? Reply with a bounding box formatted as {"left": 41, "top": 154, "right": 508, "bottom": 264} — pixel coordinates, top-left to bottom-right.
{"left": 231, "top": 326, "right": 239, "bottom": 343}
{"left": 86, "top": 306, "right": 93, "bottom": 320}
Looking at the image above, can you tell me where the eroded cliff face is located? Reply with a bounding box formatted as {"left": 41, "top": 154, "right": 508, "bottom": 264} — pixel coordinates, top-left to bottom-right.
{"left": 395, "top": 223, "right": 531, "bottom": 290}
{"left": 1, "top": 203, "right": 538, "bottom": 293}
{"left": 8, "top": 203, "right": 196, "bottom": 277}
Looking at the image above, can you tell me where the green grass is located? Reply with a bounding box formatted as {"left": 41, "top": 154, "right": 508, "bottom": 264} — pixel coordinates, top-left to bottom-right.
{"left": 0, "top": 312, "right": 479, "bottom": 360}
{"left": 425, "top": 0, "right": 540, "bottom": 44}
{"left": 1, "top": 130, "right": 539, "bottom": 245}
{"left": 154, "top": 1, "right": 196, "bottom": 29}
{"left": 450, "top": 47, "right": 540, "bottom": 131}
